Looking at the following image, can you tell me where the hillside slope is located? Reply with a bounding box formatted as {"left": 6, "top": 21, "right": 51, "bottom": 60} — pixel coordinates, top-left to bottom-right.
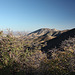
{"left": 41, "top": 28, "right": 75, "bottom": 52}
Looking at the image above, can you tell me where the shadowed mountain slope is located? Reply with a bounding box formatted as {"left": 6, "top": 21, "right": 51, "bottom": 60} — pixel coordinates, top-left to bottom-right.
{"left": 41, "top": 28, "right": 75, "bottom": 52}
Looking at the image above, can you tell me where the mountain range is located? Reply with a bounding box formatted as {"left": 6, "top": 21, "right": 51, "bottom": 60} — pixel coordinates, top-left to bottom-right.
{"left": 27, "top": 28, "right": 68, "bottom": 44}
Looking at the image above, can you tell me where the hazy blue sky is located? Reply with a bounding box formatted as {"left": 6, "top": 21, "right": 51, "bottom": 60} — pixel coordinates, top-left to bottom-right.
{"left": 0, "top": 0, "right": 75, "bottom": 31}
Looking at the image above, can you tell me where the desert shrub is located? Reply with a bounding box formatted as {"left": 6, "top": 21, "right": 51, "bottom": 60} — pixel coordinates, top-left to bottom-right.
{"left": 38, "top": 51, "right": 75, "bottom": 75}
{"left": 0, "top": 33, "right": 24, "bottom": 74}
{"left": 60, "top": 37, "right": 75, "bottom": 73}
{"left": 38, "top": 37, "right": 75, "bottom": 75}
{"left": 0, "top": 32, "right": 47, "bottom": 75}
{"left": 16, "top": 49, "right": 46, "bottom": 75}
{"left": 60, "top": 37, "right": 75, "bottom": 53}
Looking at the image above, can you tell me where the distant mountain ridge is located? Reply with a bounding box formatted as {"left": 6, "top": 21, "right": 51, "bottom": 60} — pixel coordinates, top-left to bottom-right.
{"left": 27, "top": 28, "right": 65, "bottom": 38}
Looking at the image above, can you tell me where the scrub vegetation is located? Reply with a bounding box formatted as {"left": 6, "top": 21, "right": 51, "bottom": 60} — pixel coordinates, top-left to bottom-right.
{"left": 0, "top": 28, "right": 75, "bottom": 75}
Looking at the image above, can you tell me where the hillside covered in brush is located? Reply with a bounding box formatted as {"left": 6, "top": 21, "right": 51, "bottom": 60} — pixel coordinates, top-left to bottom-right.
{"left": 41, "top": 28, "right": 75, "bottom": 52}
{"left": 0, "top": 28, "right": 75, "bottom": 75}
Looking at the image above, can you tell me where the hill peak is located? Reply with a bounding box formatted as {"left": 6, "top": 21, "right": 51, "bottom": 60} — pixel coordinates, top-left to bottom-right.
{"left": 27, "top": 28, "right": 60, "bottom": 38}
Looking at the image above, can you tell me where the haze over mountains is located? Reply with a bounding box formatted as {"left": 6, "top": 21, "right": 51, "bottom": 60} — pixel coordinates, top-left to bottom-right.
{"left": 3, "top": 30, "right": 29, "bottom": 37}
